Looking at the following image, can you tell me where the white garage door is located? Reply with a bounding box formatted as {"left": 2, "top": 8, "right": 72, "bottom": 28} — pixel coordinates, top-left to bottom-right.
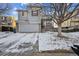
{"left": 19, "top": 23, "right": 40, "bottom": 32}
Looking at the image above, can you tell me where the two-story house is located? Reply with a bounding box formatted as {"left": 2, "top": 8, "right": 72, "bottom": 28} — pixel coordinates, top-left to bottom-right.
{"left": 17, "top": 4, "right": 41, "bottom": 32}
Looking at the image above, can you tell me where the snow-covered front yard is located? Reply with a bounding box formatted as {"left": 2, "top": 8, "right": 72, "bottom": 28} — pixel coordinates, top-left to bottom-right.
{"left": 0, "top": 31, "right": 79, "bottom": 55}
{"left": 39, "top": 32, "right": 79, "bottom": 51}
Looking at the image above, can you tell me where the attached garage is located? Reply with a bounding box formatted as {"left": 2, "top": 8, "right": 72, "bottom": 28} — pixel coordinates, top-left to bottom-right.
{"left": 18, "top": 22, "right": 41, "bottom": 32}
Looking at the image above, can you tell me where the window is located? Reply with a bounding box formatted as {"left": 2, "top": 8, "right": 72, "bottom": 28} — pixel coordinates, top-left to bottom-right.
{"left": 21, "top": 11, "right": 28, "bottom": 16}
{"left": 22, "top": 11, "right": 25, "bottom": 16}
{"left": 32, "top": 10, "right": 38, "bottom": 16}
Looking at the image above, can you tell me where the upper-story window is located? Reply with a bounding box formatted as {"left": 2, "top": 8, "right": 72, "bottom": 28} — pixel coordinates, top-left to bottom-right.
{"left": 22, "top": 11, "right": 25, "bottom": 16}
{"left": 21, "top": 11, "right": 28, "bottom": 16}
{"left": 32, "top": 10, "right": 38, "bottom": 16}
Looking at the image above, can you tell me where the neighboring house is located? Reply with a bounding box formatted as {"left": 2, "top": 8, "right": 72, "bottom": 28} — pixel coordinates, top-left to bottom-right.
{"left": 53, "top": 16, "right": 79, "bottom": 28}
{"left": 53, "top": 9, "right": 79, "bottom": 28}
{"left": 70, "top": 16, "right": 79, "bottom": 27}
{"left": 17, "top": 4, "right": 41, "bottom": 32}
{"left": 0, "top": 16, "right": 16, "bottom": 31}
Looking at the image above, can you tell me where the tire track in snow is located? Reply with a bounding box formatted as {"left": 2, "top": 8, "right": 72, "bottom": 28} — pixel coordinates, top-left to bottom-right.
{"left": 7, "top": 33, "right": 35, "bottom": 49}
{"left": 0, "top": 33, "right": 26, "bottom": 53}
{"left": 3, "top": 33, "right": 39, "bottom": 56}
{"left": 0, "top": 32, "right": 14, "bottom": 39}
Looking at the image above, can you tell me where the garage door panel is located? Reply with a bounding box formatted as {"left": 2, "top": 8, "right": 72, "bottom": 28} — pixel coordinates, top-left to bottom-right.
{"left": 19, "top": 23, "right": 40, "bottom": 32}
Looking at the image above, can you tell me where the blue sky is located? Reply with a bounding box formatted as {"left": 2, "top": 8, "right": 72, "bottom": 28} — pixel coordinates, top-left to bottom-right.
{"left": 0, "top": 3, "right": 78, "bottom": 20}
{"left": 0, "top": 3, "right": 27, "bottom": 20}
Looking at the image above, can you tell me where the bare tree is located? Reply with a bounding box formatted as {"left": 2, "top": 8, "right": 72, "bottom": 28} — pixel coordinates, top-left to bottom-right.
{"left": 42, "top": 3, "right": 79, "bottom": 36}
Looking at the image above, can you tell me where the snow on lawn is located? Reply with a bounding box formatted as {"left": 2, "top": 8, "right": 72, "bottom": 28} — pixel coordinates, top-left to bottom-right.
{"left": 0, "top": 32, "right": 13, "bottom": 39}
{"left": 5, "top": 33, "right": 39, "bottom": 53}
{"left": 0, "top": 32, "right": 6, "bottom": 35}
{"left": 39, "top": 31, "right": 79, "bottom": 52}
{"left": 0, "top": 32, "right": 79, "bottom": 53}
{"left": 0, "top": 33, "right": 26, "bottom": 49}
